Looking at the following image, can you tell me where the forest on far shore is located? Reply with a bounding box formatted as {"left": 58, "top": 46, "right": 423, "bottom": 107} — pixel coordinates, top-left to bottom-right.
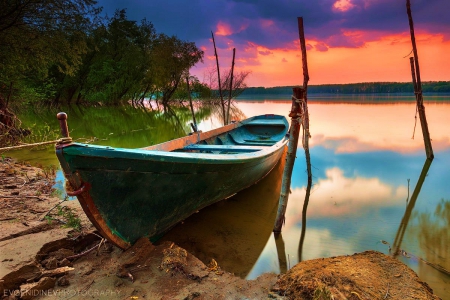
{"left": 241, "top": 81, "right": 450, "bottom": 96}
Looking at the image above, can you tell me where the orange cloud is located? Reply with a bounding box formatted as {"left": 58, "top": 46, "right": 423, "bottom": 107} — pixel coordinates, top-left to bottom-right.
{"left": 333, "top": 0, "right": 355, "bottom": 12}
{"left": 215, "top": 21, "right": 233, "bottom": 36}
{"left": 240, "top": 32, "right": 450, "bottom": 86}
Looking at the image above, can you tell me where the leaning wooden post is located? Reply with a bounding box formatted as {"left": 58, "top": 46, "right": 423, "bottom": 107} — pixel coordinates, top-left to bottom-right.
{"left": 410, "top": 57, "right": 419, "bottom": 139}
{"left": 273, "top": 87, "right": 303, "bottom": 232}
{"left": 298, "top": 17, "right": 311, "bottom": 183}
{"left": 185, "top": 75, "right": 198, "bottom": 132}
{"left": 211, "top": 31, "right": 226, "bottom": 125}
{"left": 226, "top": 48, "right": 236, "bottom": 124}
{"left": 297, "top": 17, "right": 313, "bottom": 261}
{"left": 406, "top": 0, "right": 434, "bottom": 160}
{"left": 57, "top": 112, "right": 70, "bottom": 138}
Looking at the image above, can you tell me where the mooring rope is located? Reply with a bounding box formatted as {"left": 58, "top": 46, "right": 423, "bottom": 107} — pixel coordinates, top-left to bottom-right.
{"left": 0, "top": 137, "right": 73, "bottom": 152}
{"left": 292, "top": 95, "right": 311, "bottom": 148}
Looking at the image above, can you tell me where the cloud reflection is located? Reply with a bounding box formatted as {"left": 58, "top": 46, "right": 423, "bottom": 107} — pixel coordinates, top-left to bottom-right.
{"left": 285, "top": 167, "right": 407, "bottom": 224}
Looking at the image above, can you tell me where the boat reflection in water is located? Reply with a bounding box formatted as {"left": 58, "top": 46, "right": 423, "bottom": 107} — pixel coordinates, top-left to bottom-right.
{"left": 159, "top": 148, "right": 286, "bottom": 278}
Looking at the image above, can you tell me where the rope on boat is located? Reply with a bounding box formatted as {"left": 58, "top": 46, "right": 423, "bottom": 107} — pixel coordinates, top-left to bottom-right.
{"left": 292, "top": 95, "right": 311, "bottom": 149}
{"left": 0, "top": 137, "right": 73, "bottom": 152}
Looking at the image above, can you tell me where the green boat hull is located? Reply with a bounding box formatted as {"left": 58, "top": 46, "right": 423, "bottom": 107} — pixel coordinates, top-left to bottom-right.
{"left": 56, "top": 114, "right": 289, "bottom": 248}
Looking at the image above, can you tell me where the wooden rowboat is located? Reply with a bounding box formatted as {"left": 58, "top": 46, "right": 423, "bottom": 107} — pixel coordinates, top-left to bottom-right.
{"left": 55, "top": 113, "right": 289, "bottom": 249}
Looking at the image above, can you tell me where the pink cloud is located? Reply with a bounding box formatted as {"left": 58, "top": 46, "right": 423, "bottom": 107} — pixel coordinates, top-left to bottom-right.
{"left": 260, "top": 19, "right": 274, "bottom": 28}
{"left": 315, "top": 42, "right": 329, "bottom": 52}
{"left": 258, "top": 50, "right": 273, "bottom": 56}
{"left": 332, "top": 0, "right": 355, "bottom": 12}
{"left": 215, "top": 21, "right": 233, "bottom": 36}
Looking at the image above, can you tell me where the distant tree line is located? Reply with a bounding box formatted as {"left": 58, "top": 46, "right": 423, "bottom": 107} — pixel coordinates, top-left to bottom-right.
{"left": 241, "top": 81, "right": 450, "bottom": 96}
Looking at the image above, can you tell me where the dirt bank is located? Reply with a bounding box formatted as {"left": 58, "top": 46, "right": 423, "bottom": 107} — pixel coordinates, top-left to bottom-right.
{"left": 0, "top": 158, "right": 441, "bottom": 299}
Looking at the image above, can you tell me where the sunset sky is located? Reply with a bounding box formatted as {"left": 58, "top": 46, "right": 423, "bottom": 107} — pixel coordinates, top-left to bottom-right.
{"left": 98, "top": 0, "right": 450, "bottom": 87}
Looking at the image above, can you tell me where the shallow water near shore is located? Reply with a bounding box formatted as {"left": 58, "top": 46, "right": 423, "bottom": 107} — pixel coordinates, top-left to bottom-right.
{"left": 7, "top": 94, "right": 450, "bottom": 298}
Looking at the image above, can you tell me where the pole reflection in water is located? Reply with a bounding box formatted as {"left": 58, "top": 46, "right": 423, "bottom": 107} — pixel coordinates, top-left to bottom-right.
{"left": 392, "top": 158, "right": 432, "bottom": 255}
{"left": 297, "top": 147, "right": 313, "bottom": 263}
{"left": 159, "top": 148, "right": 286, "bottom": 278}
{"left": 274, "top": 232, "right": 287, "bottom": 274}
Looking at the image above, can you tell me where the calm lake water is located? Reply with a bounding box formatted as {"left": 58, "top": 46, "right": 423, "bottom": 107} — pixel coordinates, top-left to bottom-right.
{"left": 6, "top": 94, "right": 450, "bottom": 298}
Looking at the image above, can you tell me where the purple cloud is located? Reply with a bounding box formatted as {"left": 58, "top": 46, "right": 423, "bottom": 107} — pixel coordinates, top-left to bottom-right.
{"left": 97, "top": 0, "right": 450, "bottom": 50}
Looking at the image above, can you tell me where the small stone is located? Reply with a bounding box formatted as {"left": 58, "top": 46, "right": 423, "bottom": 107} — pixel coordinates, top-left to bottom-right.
{"left": 48, "top": 248, "right": 75, "bottom": 260}
{"left": 44, "top": 257, "right": 58, "bottom": 270}
{"left": 57, "top": 276, "right": 70, "bottom": 287}
{"left": 114, "top": 278, "right": 124, "bottom": 287}
{"left": 58, "top": 258, "right": 72, "bottom": 268}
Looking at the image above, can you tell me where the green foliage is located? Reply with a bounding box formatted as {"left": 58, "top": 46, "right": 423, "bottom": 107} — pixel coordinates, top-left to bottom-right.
{"left": 44, "top": 215, "right": 53, "bottom": 225}
{"left": 151, "top": 33, "right": 204, "bottom": 105}
{"left": 0, "top": 4, "right": 205, "bottom": 111}
{"left": 43, "top": 204, "right": 82, "bottom": 230}
{"left": 44, "top": 204, "right": 81, "bottom": 231}
{"left": 57, "top": 205, "right": 82, "bottom": 230}
{"left": 413, "top": 199, "right": 450, "bottom": 265}
{"left": 0, "top": 0, "right": 100, "bottom": 105}
{"left": 313, "top": 284, "right": 333, "bottom": 300}
{"left": 172, "top": 75, "right": 213, "bottom": 100}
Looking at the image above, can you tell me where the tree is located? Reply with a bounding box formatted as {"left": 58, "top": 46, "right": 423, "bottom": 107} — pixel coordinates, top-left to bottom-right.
{"left": 151, "top": 33, "right": 203, "bottom": 106}
{"left": 80, "top": 10, "right": 154, "bottom": 104}
{"left": 172, "top": 75, "right": 212, "bottom": 100}
{"left": 0, "top": 0, "right": 100, "bottom": 104}
{"left": 0, "top": 0, "right": 100, "bottom": 143}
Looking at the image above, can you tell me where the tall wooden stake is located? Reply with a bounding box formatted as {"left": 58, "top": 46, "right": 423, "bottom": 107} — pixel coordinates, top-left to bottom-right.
{"left": 274, "top": 232, "right": 288, "bottom": 274}
{"left": 297, "top": 17, "right": 312, "bottom": 261}
{"left": 406, "top": 0, "right": 434, "bottom": 160}
{"left": 211, "top": 31, "right": 226, "bottom": 125}
{"left": 273, "top": 87, "right": 303, "bottom": 232}
{"left": 226, "top": 48, "right": 236, "bottom": 124}
{"left": 185, "top": 75, "right": 197, "bottom": 132}
{"left": 298, "top": 17, "right": 311, "bottom": 188}
{"left": 274, "top": 17, "right": 311, "bottom": 233}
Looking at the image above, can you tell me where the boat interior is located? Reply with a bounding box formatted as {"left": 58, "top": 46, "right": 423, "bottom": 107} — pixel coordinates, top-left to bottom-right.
{"left": 177, "top": 118, "right": 288, "bottom": 154}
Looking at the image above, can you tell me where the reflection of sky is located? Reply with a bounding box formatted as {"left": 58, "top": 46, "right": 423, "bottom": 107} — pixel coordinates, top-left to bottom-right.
{"left": 242, "top": 100, "right": 450, "bottom": 298}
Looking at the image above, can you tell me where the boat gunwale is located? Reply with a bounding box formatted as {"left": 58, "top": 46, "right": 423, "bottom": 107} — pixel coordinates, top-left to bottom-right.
{"left": 59, "top": 114, "right": 289, "bottom": 164}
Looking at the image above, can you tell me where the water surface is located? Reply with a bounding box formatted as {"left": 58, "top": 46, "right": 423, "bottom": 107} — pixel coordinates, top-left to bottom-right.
{"left": 6, "top": 95, "right": 450, "bottom": 298}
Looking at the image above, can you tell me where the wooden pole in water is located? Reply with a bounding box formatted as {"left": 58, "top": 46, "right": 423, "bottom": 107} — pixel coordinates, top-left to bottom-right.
{"left": 297, "top": 17, "right": 313, "bottom": 261}
{"left": 274, "top": 17, "right": 311, "bottom": 233}
{"left": 185, "top": 75, "right": 198, "bottom": 132}
{"left": 274, "top": 232, "right": 288, "bottom": 274}
{"left": 226, "top": 48, "right": 236, "bottom": 124}
{"left": 298, "top": 17, "right": 311, "bottom": 189}
{"left": 406, "top": 0, "right": 434, "bottom": 160}
{"left": 273, "top": 87, "right": 303, "bottom": 232}
{"left": 211, "top": 31, "right": 226, "bottom": 125}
